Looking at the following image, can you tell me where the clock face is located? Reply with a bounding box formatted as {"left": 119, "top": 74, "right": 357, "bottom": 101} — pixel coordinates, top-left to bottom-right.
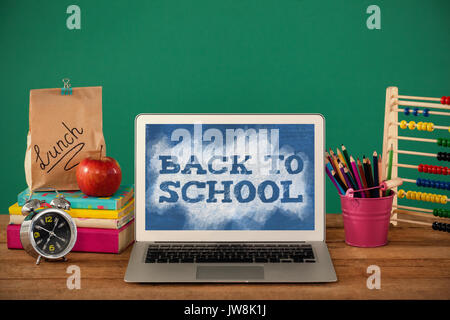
{"left": 31, "top": 212, "right": 72, "bottom": 256}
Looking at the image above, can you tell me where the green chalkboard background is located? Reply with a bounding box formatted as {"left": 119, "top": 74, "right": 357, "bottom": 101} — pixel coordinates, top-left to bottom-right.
{"left": 1, "top": 0, "right": 449, "bottom": 215}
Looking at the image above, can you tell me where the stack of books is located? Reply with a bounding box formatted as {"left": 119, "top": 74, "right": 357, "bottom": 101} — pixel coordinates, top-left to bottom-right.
{"left": 7, "top": 185, "right": 135, "bottom": 254}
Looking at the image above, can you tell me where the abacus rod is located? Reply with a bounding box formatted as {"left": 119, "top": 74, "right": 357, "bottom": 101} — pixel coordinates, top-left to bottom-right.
{"left": 394, "top": 121, "right": 450, "bottom": 131}
{"left": 393, "top": 108, "right": 450, "bottom": 117}
{"left": 396, "top": 95, "right": 441, "bottom": 102}
{"left": 395, "top": 149, "right": 436, "bottom": 158}
{"left": 391, "top": 135, "right": 437, "bottom": 144}
{"left": 393, "top": 209, "right": 446, "bottom": 220}
{"left": 390, "top": 217, "right": 431, "bottom": 226}
{"left": 401, "top": 178, "right": 416, "bottom": 183}
{"left": 392, "top": 163, "right": 418, "bottom": 169}
{"left": 396, "top": 100, "right": 450, "bottom": 110}
{"left": 393, "top": 204, "right": 433, "bottom": 213}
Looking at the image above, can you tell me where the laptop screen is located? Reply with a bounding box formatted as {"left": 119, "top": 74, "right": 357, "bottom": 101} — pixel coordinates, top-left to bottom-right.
{"left": 145, "top": 123, "right": 315, "bottom": 231}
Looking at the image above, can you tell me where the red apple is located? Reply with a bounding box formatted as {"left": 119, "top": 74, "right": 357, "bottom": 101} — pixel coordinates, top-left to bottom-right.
{"left": 76, "top": 155, "right": 122, "bottom": 197}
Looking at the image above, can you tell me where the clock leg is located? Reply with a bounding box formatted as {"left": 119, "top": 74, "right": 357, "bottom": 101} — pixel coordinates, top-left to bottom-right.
{"left": 62, "top": 256, "right": 68, "bottom": 262}
{"left": 36, "top": 255, "right": 42, "bottom": 265}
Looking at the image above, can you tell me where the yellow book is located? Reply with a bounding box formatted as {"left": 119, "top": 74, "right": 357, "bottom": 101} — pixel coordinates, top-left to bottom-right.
{"left": 9, "top": 198, "right": 134, "bottom": 219}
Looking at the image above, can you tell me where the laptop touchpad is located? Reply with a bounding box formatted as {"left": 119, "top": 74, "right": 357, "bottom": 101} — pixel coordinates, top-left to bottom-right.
{"left": 196, "top": 266, "right": 264, "bottom": 280}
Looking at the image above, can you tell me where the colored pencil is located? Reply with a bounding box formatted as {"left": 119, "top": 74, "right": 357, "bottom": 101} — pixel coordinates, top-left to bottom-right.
{"left": 326, "top": 166, "right": 344, "bottom": 195}
{"left": 378, "top": 154, "right": 383, "bottom": 197}
{"left": 344, "top": 166, "right": 357, "bottom": 190}
{"left": 386, "top": 145, "right": 394, "bottom": 196}
{"left": 339, "top": 162, "right": 353, "bottom": 191}
{"left": 325, "top": 152, "right": 337, "bottom": 173}
{"left": 337, "top": 148, "right": 347, "bottom": 168}
{"left": 340, "top": 158, "right": 357, "bottom": 189}
{"left": 357, "top": 158, "right": 370, "bottom": 197}
{"left": 341, "top": 145, "right": 352, "bottom": 171}
{"left": 350, "top": 156, "right": 365, "bottom": 198}
{"left": 372, "top": 151, "right": 380, "bottom": 198}
{"left": 326, "top": 158, "right": 345, "bottom": 188}
{"left": 363, "top": 157, "right": 372, "bottom": 187}
{"left": 332, "top": 169, "right": 347, "bottom": 192}
{"left": 366, "top": 158, "right": 376, "bottom": 197}
{"left": 330, "top": 149, "right": 347, "bottom": 188}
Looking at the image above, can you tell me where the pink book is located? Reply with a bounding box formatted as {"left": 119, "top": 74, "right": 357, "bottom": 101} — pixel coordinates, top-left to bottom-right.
{"left": 7, "top": 220, "right": 134, "bottom": 254}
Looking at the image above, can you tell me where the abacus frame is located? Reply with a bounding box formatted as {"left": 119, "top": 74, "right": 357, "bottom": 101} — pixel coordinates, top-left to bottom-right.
{"left": 381, "top": 87, "right": 450, "bottom": 229}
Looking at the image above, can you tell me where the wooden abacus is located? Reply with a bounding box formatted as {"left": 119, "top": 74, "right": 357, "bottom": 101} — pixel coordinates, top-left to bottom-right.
{"left": 381, "top": 87, "right": 450, "bottom": 232}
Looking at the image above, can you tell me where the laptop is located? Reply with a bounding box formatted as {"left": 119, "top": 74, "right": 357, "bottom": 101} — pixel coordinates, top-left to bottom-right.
{"left": 125, "top": 114, "right": 337, "bottom": 283}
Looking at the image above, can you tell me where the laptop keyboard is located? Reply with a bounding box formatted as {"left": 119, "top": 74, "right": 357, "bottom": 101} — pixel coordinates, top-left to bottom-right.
{"left": 145, "top": 243, "right": 315, "bottom": 263}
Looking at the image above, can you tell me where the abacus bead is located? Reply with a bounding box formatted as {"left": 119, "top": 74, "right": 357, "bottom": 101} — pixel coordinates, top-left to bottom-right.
{"left": 433, "top": 209, "right": 438, "bottom": 216}
{"left": 404, "top": 107, "right": 410, "bottom": 115}
{"left": 412, "top": 107, "right": 419, "bottom": 116}
{"left": 441, "top": 96, "right": 446, "bottom": 104}
{"left": 425, "top": 179, "right": 430, "bottom": 187}
{"left": 427, "top": 122, "right": 434, "bottom": 132}
{"left": 443, "top": 139, "right": 448, "bottom": 147}
{"left": 426, "top": 193, "right": 432, "bottom": 202}
{"left": 421, "top": 193, "right": 427, "bottom": 201}
{"left": 422, "top": 122, "right": 428, "bottom": 131}
{"left": 447, "top": 224, "right": 450, "bottom": 233}
{"left": 430, "top": 180, "right": 435, "bottom": 188}
{"left": 446, "top": 96, "right": 450, "bottom": 105}
{"left": 441, "top": 195, "right": 447, "bottom": 204}
{"left": 437, "top": 138, "right": 443, "bottom": 146}
{"left": 432, "top": 221, "right": 438, "bottom": 230}
{"left": 418, "top": 164, "right": 423, "bottom": 172}
{"left": 400, "top": 120, "right": 407, "bottom": 129}
{"left": 417, "top": 121, "right": 423, "bottom": 130}
{"left": 408, "top": 121, "right": 416, "bottom": 130}
{"left": 432, "top": 166, "right": 437, "bottom": 174}
{"left": 416, "top": 178, "right": 421, "bottom": 186}
{"left": 423, "top": 108, "right": 429, "bottom": 117}
{"left": 437, "top": 167, "right": 442, "bottom": 175}
{"left": 398, "top": 189, "right": 405, "bottom": 198}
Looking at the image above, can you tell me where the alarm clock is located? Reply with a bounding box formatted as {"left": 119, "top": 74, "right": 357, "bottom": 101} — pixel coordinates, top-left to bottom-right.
{"left": 20, "top": 194, "right": 77, "bottom": 265}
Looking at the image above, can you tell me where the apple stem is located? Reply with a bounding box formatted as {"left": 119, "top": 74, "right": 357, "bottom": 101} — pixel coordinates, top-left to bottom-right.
{"left": 99, "top": 145, "right": 103, "bottom": 160}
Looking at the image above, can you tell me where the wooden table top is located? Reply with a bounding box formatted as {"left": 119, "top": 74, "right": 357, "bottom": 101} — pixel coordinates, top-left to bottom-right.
{"left": 1, "top": 214, "right": 449, "bottom": 300}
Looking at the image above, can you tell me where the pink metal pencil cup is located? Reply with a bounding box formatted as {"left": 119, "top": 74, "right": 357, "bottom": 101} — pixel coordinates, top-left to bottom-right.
{"left": 340, "top": 193, "right": 394, "bottom": 247}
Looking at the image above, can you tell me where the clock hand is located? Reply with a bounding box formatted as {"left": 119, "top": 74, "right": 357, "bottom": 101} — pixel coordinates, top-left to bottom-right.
{"left": 52, "top": 233, "right": 66, "bottom": 242}
{"left": 35, "top": 225, "right": 52, "bottom": 234}
{"left": 51, "top": 217, "right": 59, "bottom": 232}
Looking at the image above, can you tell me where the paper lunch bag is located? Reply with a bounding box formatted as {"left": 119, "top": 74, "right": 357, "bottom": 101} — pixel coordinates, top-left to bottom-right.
{"left": 25, "top": 86, "right": 106, "bottom": 191}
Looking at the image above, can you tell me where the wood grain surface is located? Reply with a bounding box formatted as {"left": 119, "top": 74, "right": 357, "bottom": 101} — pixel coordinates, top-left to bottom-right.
{"left": 1, "top": 214, "right": 449, "bottom": 300}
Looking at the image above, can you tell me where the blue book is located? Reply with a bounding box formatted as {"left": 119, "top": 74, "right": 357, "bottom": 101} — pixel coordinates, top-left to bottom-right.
{"left": 18, "top": 185, "right": 134, "bottom": 210}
